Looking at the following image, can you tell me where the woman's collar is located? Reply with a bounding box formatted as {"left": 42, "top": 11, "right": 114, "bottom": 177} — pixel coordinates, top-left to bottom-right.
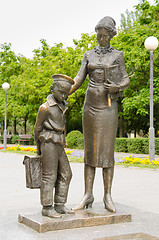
{"left": 94, "top": 45, "right": 114, "bottom": 54}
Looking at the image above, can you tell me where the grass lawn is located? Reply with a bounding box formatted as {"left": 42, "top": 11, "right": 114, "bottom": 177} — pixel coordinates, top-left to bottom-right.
{"left": 116, "top": 162, "right": 159, "bottom": 169}
{"left": 68, "top": 155, "right": 84, "bottom": 163}
{"left": 0, "top": 149, "right": 36, "bottom": 155}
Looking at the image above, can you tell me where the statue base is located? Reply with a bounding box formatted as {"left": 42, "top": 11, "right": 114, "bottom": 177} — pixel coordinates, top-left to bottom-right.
{"left": 18, "top": 203, "right": 132, "bottom": 233}
{"left": 94, "top": 232, "right": 159, "bottom": 240}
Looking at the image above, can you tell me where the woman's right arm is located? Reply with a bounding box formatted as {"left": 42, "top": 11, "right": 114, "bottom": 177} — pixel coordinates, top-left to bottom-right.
{"left": 69, "top": 52, "right": 88, "bottom": 95}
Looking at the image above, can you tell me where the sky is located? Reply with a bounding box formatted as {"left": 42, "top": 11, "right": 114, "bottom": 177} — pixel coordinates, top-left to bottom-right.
{"left": 0, "top": 0, "right": 155, "bottom": 58}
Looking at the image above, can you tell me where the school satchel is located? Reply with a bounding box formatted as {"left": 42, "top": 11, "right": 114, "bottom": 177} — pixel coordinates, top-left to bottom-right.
{"left": 23, "top": 155, "right": 42, "bottom": 189}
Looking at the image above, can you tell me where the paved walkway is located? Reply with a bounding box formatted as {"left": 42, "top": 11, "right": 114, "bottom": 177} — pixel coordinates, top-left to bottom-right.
{"left": 0, "top": 150, "right": 159, "bottom": 239}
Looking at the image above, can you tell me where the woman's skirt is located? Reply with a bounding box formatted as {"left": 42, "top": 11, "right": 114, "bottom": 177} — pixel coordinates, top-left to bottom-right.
{"left": 83, "top": 99, "right": 118, "bottom": 168}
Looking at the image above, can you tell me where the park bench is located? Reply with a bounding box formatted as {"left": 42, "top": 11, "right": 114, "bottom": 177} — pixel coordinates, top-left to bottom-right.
{"left": 0, "top": 134, "right": 12, "bottom": 143}
{"left": 15, "top": 134, "right": 32, "bottom": 145}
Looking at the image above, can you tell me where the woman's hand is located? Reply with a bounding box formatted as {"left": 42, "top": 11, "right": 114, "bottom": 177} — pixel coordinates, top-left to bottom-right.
{"left": 104, "top": 79, "right": 120, "bottom": 93}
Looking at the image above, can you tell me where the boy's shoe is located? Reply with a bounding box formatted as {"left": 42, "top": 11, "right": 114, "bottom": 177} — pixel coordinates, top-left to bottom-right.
{"left": 42, "top": 206, "right": 62, "bottom": 218}
{"left": 54, "top": 203, "right": 75, "bottom": 214}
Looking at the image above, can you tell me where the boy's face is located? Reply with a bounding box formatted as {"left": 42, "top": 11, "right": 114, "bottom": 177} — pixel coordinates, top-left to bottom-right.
{"left": 52, "top": 81, "right": 71, "bottom": 103}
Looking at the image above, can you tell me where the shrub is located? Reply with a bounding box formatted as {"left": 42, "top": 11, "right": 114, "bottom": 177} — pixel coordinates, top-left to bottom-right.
{"left": 155, "top": 138, "right": 159, "bottom": 155}
{"left": 115, "top": 137, "right": 159, "bottom": 155}
{"left": 10, "top": 135, "right": 19, "bottom": 144}
{"left": 142, "top": 138, "right": 149, "bottom": 154}
{"left": 65, "top": 134, "right": 159, "bottom": 154}
{"left": 115, "top": 138, "right": 128, "bottom": 152}
{"left": 66, "top": 130, "right": 84, "bottom": 149}
{"left": 29, "top": 136, "right": 35, "bottom": 145}
{"left": 127, "top": 138, "right": 143, "bottom": 154}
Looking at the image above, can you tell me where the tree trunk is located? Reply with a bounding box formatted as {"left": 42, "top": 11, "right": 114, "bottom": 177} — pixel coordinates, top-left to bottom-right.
{"left": 134, "top": 130, "right": 136, "bottom": 138}
{"left": 119, "top": 115, "right": 124, "bottom": 138}
{"left": 24, "top": 116, "right": 27, "bottom": 134}
{"left": 14, "top": 118, "right": 17, "bottom": 135}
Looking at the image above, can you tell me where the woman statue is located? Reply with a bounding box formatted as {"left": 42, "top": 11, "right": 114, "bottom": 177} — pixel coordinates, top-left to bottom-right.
{"left": 69, "top": 16, "right": 130, "bottom": 212}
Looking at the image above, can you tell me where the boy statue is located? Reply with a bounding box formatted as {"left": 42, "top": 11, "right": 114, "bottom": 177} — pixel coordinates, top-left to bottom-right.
{"left": 34, "top": 74, "right": 74, "bottom": 218}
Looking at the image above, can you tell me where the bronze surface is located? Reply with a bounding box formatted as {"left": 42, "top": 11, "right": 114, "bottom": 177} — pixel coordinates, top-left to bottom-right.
{"left": 94, "top": 232, "right": 159, "bottom": 240}
{"left": 18, "top": 207, "right": 131, "bottom": 233}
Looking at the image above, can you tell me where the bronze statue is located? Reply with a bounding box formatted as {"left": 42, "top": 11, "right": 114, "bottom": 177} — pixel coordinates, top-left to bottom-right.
{"left": 69, "top": 16, "right": 130, "bottom": 212}
{"left": 34, "top": 74, "right": 74, "bottom": 218}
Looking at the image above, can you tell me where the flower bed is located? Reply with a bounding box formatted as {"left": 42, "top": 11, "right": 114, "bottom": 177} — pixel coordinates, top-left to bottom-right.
{"left": 0, "top": 145, "right": 73, "bottom": 155}
{"left": 122, "top": 155, "right": 159, "bottom": 166}
{"left": 65, "top": 150, "right": 73, "bottom": 155}
{"left": 0, "top": 145, "right": 37, "bottom": 153}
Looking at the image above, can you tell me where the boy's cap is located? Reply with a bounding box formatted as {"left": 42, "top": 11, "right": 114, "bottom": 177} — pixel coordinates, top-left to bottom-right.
{"left": 52, "top": 74, "right": 74, "bottom": 85}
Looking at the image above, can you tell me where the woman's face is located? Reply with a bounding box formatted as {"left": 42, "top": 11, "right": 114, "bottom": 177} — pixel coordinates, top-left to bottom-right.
{"left": 96, "top": 28, "right": 111, "bottom": 47}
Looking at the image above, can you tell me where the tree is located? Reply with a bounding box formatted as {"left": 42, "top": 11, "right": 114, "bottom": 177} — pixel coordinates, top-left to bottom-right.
{"left": 1, "top": 0, "right": 158, "bottom": 136}
{"left": 112, "top": 0, "right": 159, "bottom": 136}
{"left": 0, "top": 43, "right": 24, "bottom": 134}
{"left": 9, "top": 35, "right": 97, "bottom": 134}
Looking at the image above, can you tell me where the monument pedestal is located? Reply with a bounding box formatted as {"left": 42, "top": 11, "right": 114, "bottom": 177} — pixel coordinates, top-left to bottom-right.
{"left": 94, "top": 233, "right": 159, "bottom": 240}
{"left": 18, "top": 203, "right": 132, "bottom": 233}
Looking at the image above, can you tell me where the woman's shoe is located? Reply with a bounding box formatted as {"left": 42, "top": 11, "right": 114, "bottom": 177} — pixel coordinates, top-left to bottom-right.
{"left": 72, "top": 194, "right": 94, "bottom": 210}
{"left": 103, "top": 194, "right": 116, "bottom": 213}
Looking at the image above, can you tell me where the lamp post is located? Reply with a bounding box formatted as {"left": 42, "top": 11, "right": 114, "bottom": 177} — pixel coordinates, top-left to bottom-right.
{"left": 2, "top": 82, "right": 10, "bottom": 150}
{"left": 144, "top": 36, "right": 158, "bottom": 161}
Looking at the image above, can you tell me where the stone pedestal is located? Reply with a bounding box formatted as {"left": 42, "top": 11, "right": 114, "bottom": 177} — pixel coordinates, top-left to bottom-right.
{"left": 18, "top": 203, "right": 132, "bottom": 233}
{"left": 94, "top": 232, "right": 159, "bottom": 240}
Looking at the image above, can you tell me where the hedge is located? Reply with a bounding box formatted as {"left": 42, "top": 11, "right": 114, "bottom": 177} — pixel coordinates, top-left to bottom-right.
{"left": 115, "top": 138, "right": 159, "bottom": 155}
{"left": 114, "top": 138, "right": 128, "bottom": 153}
{"left": 127, "top": 138, "right": 143, "bottom": 154}
{"left": 66, "top": 131, "right": 159, "bottom": 155}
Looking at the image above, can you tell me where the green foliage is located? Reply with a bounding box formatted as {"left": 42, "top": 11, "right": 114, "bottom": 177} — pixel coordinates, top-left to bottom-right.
{"left": 29, "top": 136, "right": 35, "bottom": 146}
{"left": 112, "top": 0, "right": 159, "bottom": 135}
{"left": 10, "top": 135, "right": 19, "bottom": 144}
{"left": 155, "top": 138, "right": 159, "bottom": 155}
{"left": 0, "top": 0, "right": 159, "bottom": 136}
{"left": 142, "top": 138, "right": 149, "bottom": 154}
{"left": 115, "top": 137, "right": 159, "bottom": 155}
{"left": 115, "top": 138, "right": 128, "bottom": 152}
{"left": 120, "top": 9, "right": 137, "bottom": 30}
{"left": 127, "top": 138, "right": 143, "bottom": 153}
{"left": 135, "top": 0, "right": 159, "bottom": 25}
{"left": 0, "top": 43, "right": 24, "bottom": 126}
{"left": 2, "top": 34, "right": 97, "bottom": 133}
{"left": 66, "top": 130, "right": 84, "bottom": 149}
